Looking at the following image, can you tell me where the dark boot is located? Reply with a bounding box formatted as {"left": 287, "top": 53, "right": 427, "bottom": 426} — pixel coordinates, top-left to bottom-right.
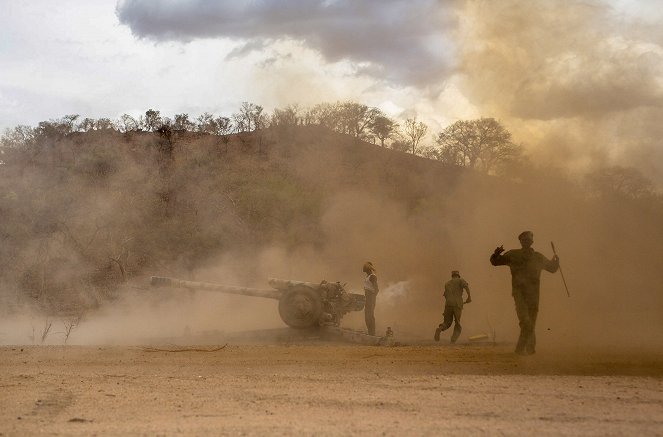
{"left": 434, "top": 324, "right": 443, "bottom": 342}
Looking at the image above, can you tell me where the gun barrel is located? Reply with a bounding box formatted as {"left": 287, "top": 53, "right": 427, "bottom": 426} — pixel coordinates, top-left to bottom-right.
{"left": 150, "top": 276, "right": 281, "bottom": 300}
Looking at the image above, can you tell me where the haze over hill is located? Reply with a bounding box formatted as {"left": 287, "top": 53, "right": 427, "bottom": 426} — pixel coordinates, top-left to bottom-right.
{"left": 0, "top": 120, "right": 661, "bottom": 351}
{"left": 4, "top": 1, "right": 663, "bottom": 189}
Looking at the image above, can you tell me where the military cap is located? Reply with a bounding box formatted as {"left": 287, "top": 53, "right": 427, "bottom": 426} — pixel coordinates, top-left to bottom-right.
{"left": 518, "top": 231, "right": 533, "bottom": 241}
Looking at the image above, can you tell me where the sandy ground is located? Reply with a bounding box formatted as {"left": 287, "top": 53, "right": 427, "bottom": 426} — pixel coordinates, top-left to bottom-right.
{"left": 1, "top": 337, "right": 663, "bottom": 436}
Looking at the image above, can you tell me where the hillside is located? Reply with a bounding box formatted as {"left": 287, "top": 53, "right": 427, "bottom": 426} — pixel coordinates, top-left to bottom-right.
{"left": 0, "top": 126, "right": 453, "bottom": 308}
{"left": 1, "top": 125, "right": 662, "bottom": 349}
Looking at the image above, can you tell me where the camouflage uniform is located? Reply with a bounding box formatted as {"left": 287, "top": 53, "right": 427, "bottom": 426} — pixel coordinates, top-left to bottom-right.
{"left": 490, "top": 232, "right": 559, "bottom": 354}
{"left": 435, "top": 271, "right": 471, "bottom": 343}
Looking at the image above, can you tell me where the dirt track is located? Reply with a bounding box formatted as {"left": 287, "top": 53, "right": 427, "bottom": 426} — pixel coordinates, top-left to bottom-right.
{"left": 1, "top": 342, "right": 663, "bottom": 436}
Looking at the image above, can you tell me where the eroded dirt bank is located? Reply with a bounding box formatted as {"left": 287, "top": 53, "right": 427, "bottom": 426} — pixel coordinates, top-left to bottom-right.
{"left": 1, "top": 343, "right": 663, "bottom": 436}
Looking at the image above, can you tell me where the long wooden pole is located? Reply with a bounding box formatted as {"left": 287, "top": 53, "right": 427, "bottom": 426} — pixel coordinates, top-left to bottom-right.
{"left": 551, "top": 242, "right": 570, "bottom": 297}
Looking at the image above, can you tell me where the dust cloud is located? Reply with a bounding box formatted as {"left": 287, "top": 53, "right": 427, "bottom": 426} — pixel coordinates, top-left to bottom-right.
{"left": 432, "top": 0, "right": 663, "bottom": 352}
{"left": 456, "top": 0, "right": 663, "bottom": 187}
{"left": 262, "top": 178, "right": 655, "bottom": 355}
{"left": 1, "top": 127, "right": 661, "bottom": 353}
{"left": 156, "top": 165, "right": 662, "bottom": 353}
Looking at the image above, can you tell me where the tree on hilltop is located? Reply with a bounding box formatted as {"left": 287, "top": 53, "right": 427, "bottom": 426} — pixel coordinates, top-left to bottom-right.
{"left": 271, "top": 104, "right": 301, "bottom": 127}
{"left": 586, "top": 166, "right": 655, "bottom": 200}
{"left": 117, "top": 114, "right": 139, "bottom": 132}
{"left": 304, "top": 102, "right": 341, "bottom": 130}
{"left": 173, "top": 113, "right": 195, "bottom": 131}
{"left": 338, "top": 102, "right": 380, "bottom": 139}
{"left": 403, "top": 116, "right": 428, "bottom": 154}
{"left": 369, "top": 114, "right": 399, "bottom": 147}
{"left": 143, "top": 109, "right": 162, "bottom": 132}
{"left": 233, "top": 102, "right": 267, "bottom": 132}
{"left": 1, "top": 125, "right": 36, "bottom": 148}
{"left": 196, "top": 113, "right": 233, "bottom": 135}
{"left": 434, "top": 118, "right": 521, "bottom": 174}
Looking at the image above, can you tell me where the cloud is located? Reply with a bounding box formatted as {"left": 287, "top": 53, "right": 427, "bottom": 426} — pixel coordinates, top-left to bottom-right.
{"left": 115, "top": 0, "right": 459, "bottom": 88}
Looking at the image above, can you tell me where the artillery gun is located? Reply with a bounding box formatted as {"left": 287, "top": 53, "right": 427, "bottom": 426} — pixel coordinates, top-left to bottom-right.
{"left": 150, "top": 276, "right": 365, "bottom": 329}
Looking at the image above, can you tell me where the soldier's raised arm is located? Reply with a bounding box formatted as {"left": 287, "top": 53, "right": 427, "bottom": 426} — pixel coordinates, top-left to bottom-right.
{"left": 490, "top": 245, "right": 507, "bottom": 266}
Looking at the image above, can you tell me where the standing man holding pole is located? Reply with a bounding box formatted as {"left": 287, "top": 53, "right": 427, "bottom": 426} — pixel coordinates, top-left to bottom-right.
{"left": 490, "top": 231, "right": 559, "bottom": 355}
{"left": 363, "top": 261, "right": 379, "bottom": 336}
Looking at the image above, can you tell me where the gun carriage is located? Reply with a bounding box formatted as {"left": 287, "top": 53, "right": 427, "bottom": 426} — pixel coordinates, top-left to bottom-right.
{"left": 150, "top": 276, "right": 365, "bottom": 329}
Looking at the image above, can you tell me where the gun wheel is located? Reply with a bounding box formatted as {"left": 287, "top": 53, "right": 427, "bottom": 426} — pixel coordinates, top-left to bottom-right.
{"left": 278, "top": 287, "right": 323, "bottom": 329}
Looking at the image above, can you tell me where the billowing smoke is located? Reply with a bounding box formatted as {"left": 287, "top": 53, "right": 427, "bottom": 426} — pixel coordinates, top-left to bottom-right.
{"left": 459, "top": 1, "right": 663, "bottom": 120}
{"left": 456, "top": 0, "right": 663, "bottom": 186}
{"left": 380, "top": 281, "right": 410, "bottom": 305}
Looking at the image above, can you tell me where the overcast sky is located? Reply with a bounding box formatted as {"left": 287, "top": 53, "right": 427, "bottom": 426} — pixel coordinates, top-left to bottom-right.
{"left": 2, "top": 0, "right": 663, "bottom": 184}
